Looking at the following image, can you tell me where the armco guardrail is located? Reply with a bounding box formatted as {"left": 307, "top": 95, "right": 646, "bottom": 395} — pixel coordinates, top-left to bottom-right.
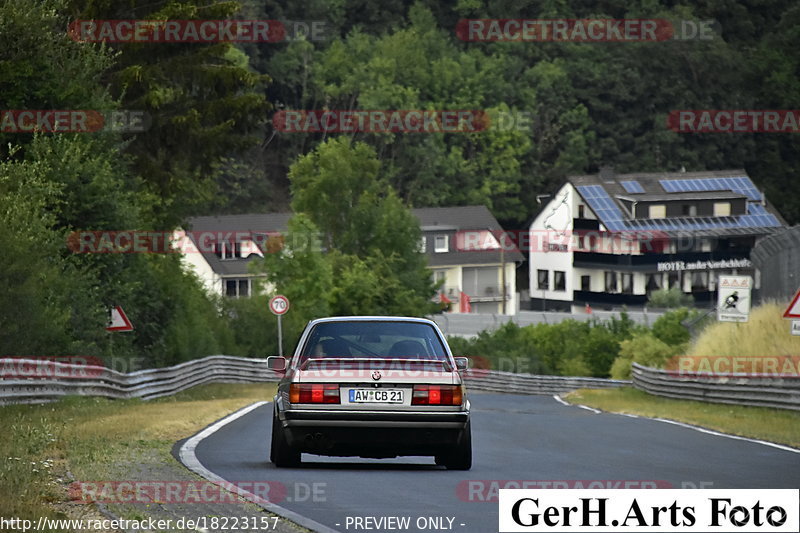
{"left": 631, "top": 363, "right": 800, "bottom": 411}
{"left": 463, "top": 369, "right": 628, "bottom": 395}
{"left": 0, "top": 355, "right": 629, "bottom": 405}
{"left": 0, "top": 355, "right": 280, "bottom": 405}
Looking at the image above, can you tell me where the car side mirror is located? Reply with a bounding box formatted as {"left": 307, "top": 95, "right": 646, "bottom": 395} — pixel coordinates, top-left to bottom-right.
{"left": 267, "top": 356, "right": 287, "bottom": 372}
{"left": 454, "top": 357, "right": 469, "bottom": 371}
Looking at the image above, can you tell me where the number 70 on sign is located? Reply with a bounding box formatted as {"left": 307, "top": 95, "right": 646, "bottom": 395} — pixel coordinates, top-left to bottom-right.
{"left": 269, "top": 295, "right": 290, "bottom": 357}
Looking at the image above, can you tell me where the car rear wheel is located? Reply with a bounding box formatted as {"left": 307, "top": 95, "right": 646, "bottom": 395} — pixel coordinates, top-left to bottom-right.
{"left": 436, "top": 421, "right": 472, "bottom": 470}
{"left": 271, "top": 409, "right": 301, "bottom": 467}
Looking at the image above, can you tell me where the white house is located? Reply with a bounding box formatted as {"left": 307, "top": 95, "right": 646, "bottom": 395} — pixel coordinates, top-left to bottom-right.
{"left": 178, "top": 206, "right": 525, "bottom": 314}
{"left": 528, "top": 168, "right": 785, "bottom": 311}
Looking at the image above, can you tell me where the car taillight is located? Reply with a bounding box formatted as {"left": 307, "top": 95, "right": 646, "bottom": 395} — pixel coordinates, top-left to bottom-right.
{"left": 289, "top": 384, "right": 340, "bottom": 404}
{"left": 411, "top": 385, "right": 463, "bottom": 405}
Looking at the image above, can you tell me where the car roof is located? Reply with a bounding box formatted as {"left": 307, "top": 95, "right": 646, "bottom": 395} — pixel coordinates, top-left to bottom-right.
{"left": 307, "top": 316, "right": 436, "bottom": 326}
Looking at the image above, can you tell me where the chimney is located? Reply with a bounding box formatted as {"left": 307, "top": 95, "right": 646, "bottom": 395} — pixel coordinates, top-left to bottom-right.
{"left": 599, "top": 165, "right": 615, "bottom": 181}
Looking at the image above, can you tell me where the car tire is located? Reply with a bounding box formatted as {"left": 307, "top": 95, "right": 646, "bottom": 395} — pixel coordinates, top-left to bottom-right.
{"left": 437, "top": 421, "right": 472, "bottom": 470}
{"left": 271, "top": 409, "right": 301, "bottom": 467}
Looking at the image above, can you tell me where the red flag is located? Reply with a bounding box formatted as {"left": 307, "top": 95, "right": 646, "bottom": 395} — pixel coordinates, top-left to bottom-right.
{"left": 440, "top": 292, "right": 452, "bottom": 304}
{"left": 460, "top": 292, "right": 471, "bottom": 313}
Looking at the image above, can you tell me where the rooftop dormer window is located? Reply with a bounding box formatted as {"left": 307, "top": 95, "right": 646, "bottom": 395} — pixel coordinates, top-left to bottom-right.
{"left": 714, "top": 202, "right": 731, "bottom": 216}
{"left": 434, "top": 234, "right": 449, "bottom": 253}
{"left": 648, "top": 205, "right": 666, "bottom": 219}
{"left": 214, "top": 241, "right": 242, "bottom": 260}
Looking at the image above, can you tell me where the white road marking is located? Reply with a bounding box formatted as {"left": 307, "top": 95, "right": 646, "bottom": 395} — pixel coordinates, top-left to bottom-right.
{"left": 552, "top": 394, "right": 570, "bottom": 406}
{"left": 552, "top": 396, "right": 800, "bottom": 454}
{"left": 552, "top": 394, "right": 600, "bottom": 413}
{"left": 178, "top": 401, "right": 343, "bottom": 533}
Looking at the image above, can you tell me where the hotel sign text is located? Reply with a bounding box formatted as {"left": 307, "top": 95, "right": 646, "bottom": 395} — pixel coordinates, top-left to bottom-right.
{"left": 657, "top": 258, "right": 752, "bottom": 272}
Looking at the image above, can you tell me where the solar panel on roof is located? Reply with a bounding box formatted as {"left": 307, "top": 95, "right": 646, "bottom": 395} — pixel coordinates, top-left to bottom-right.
{"left": 577, "top": 184, "right": 782, "bottom": 233}
{"left": 658, "top": 176, "right": 761, "bottom": 200}
{"left": 576, "top": 185, "right": 627, "bottom": 231}
{"left": 620, "top": 180, "right": 645, "bottom": 194}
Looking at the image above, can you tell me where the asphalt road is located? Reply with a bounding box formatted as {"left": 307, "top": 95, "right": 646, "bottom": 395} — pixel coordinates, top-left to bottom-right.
{"left": 192, "top": 393, "right": 799, "bottom": 533}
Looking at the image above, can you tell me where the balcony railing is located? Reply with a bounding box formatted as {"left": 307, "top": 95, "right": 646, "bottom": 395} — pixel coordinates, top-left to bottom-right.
{"left": 573, "top": 249, "right": 752, "bottom": 271}
{"left": 436, "top": 285, "right": 512, "bottom": 302}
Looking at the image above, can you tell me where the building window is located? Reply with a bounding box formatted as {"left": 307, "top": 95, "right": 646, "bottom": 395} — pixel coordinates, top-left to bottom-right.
{"left": 434, "top": 235, "right": 448, "bottom": 253}
{"left": 646, "top": 273, "right": 662, "bottom": 292}
{"left": 215, "top": 242, "right": 243, "bottom": 260}
{"left": 537, "top": 269, "right": 549, "bottom": 291}
{"left": 621, "top": 273, "right": 633, "bottom": 294}
{"left": 691, "top": 272, "right": 709, "bottom": 291}
{"left": 578, "top": 204, "right": 585, "bottom": 218}
{"left": 605, "top": 271, "right": 617, "bottom": 293}
{"left": 554, "top": 271, "right": 566, "bottom": 291}
{"left": 668, "top": 272, "right": 682, "bottom": 290}
{"left": 581, "top": 275, "right": 591, "bottom": 291}
{"left": 682, "top": 204, "right": 697, "bottom": 216}
{"left": 713, "top": 202, "right": 731, "bottom": 216}
{"left": 418, "top": 236, "right": 427, "bottom": 253}
{"left": 225, "top": 278, "right": 251, "bottom": 298}
{"left": 577, "top": 235, "right": 585, "bottom": 250}
{"left": 648, "top": 204, "right": 666, "bottom": 219}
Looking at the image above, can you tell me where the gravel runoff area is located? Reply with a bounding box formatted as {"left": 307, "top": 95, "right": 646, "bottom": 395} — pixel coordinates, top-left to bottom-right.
{"left": 58, "top": 438, "right": 307, "bottom": 533}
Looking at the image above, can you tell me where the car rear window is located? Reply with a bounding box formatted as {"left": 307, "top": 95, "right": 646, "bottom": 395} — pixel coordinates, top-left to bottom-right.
{"left": 298, "top": 321, "right": 448, "bottom": 364}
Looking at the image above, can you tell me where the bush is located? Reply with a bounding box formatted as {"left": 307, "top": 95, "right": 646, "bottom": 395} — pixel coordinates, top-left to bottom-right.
{"left": 651, "top": 308, "right": 694, "bottom": 346}
{"left": 448, "top": 314, "right": 638, "bottom": 378}
{"left": 647, "top": 288, "right": 694, "bottom": 308}
{"left": 611, "top": 333, "right": 686, "bottom": 380}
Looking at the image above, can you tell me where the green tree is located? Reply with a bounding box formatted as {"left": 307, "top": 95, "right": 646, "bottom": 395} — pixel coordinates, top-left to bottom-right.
{"left": 66, "top": 0, "right": 271, "bottom": 227}
{"left": 289, "top": 137, "right": 438, "bottom": 315}
{"left": 256, "top": 214, "right": 334, "bottom": 346}
{"left": 254, "top": 137, "right": 438, "bottom": 324}
{"left": 0, "top": 0, "right": 242, "bottom": 364}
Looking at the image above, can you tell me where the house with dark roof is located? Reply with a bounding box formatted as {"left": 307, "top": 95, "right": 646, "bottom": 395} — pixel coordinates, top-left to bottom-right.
{"left": 180, "top": 206, "right": 525, "bottom": 314}
{"left": 528, "top": 168, "right": 786, "bottom": 311}
{"left": 414, "top": 206, "right": 525, "bottom": 314}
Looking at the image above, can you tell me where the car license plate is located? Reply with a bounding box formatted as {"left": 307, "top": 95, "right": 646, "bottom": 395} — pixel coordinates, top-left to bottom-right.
{"left": 349, "top": 388, "right": 404, "bottom": 403}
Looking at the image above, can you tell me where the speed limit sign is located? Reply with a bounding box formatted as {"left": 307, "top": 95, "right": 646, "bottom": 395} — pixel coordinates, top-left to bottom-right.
{"left": 269, "top": 295, "right": 290, "bottom": 315}
{"left": 269, "top": 295, "right": 290, "bottom": 357}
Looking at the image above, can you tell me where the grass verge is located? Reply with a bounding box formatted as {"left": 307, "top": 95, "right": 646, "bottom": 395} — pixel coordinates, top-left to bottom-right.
{"left": 566, "top": 387, "right": 800, "bottom": 448}
{"left": 0, "top": 382, "right": 277, "bottom": 529}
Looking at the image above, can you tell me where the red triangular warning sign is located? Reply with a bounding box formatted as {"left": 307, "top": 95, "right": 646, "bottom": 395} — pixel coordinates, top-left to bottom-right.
{"left": 106, "top": 306, "right": 134, "bottom": 331}
{"left": 784, "top": 289, "right": 800, "bottom": 319}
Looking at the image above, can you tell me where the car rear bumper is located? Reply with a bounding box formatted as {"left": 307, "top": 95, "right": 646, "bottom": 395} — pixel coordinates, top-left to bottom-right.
{"left": 281, "top": 408, "right": 469, "bottom": 428}
{"left": 278, "top": 408, "right": 469, "bottom": 457}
